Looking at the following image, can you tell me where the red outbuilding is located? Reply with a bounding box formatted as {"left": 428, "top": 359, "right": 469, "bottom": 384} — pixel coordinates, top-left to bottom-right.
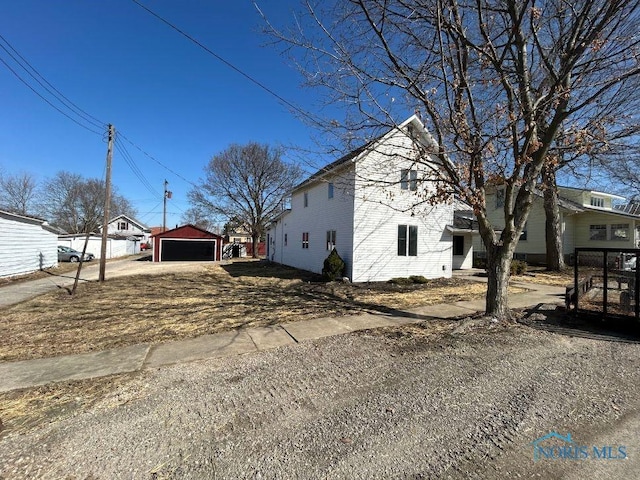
{"left": 152, "top": 225, "right": 224, "bottom": 262}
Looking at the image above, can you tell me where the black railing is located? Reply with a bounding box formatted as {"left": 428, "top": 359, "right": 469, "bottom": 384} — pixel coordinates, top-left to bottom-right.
{"left": 573, "top": 248, "right": 639, "bottom": 321}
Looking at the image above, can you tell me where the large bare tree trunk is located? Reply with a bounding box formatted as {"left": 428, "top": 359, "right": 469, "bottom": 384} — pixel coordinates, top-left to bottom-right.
{"left": 251, "top": 234, "right": 259, "bottom": 259}
{"left": 485, "top": 244, "right": 514, "bottom": 319}
{"left": 543, "top": 167, "right": 565, "bottom": 271}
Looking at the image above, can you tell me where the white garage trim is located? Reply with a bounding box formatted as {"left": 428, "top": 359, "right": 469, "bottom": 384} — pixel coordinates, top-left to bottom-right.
{"left": 158, "top": 238, "right": 217, "bottom": 262}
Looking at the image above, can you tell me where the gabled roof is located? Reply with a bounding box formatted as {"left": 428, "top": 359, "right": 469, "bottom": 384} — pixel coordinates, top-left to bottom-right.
{"left": 107, "top": 214, "right": 150, "bottom": 232}
{"left": 151, "top": 224, "right": 223, "bottom": 238}
{"left": 293, "top": 115, "right": 437, "bottom": 192}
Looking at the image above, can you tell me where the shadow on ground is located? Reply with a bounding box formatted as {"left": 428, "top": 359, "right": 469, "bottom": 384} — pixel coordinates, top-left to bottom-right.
{"left": 220, "top": 260, "right": 323, "bottom": 281}
{"left": 520, "top": 304, "right": 640, "bottom": 344}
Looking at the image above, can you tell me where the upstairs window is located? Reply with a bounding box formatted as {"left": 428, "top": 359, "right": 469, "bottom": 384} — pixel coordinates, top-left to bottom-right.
{"left": 328, "top": 182, "right": 334, "bottom": 199}
{"left": 302, "top": 232, "right": 309, "bottom": 249}
{"left": 590, "top": 196, "right": 605, "bottom": 207}
{"left": 400, "top": 169, "right": 418, "bottom": 191}
{"left": 520, "top": 223, "right": 528, "bottom": 241}
{"left": 303, "top": 192, "right": 308, "bottom": 207}
{"left": 117, "top": 221, "right": 128, "bottom": 230}
{"left": 284, "top": 233, "right": 288, "bottom": 246}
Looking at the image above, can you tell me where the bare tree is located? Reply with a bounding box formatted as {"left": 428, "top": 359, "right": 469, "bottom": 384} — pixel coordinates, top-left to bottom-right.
{"left": 181, "top": 206, "right": 220, "bottom": 233}
{"left": 266, "top": 0, "right": 640, "bottom": 318}
{"left": 0, "top": 171, "right": 39, "bottom": 216}
{"left": 188, "top": 143, "right": 303, "bottom": 257}
{"left": 39, "top": 171, "right": 137, "bottom": 233}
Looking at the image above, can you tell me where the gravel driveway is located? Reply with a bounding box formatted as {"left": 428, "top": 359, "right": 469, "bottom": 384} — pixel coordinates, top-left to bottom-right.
{"left": 1, "top": 320, "right": 639, "bottom": 479}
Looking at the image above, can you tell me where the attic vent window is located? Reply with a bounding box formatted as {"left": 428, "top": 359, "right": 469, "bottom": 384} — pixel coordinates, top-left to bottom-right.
{"left": 590, "top": 196, "right": 604, "bottom": 207}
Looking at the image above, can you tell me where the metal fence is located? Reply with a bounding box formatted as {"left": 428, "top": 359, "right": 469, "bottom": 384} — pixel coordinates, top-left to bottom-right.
{"left": 569, "top": 248, "right": 639, "bottom": 321}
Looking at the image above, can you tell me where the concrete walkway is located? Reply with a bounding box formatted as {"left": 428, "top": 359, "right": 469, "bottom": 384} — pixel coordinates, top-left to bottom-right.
{"left": 0, "top": 275, "right": 567, "bottom": 393}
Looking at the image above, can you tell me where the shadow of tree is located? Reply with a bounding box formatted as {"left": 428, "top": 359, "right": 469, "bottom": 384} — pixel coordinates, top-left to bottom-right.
{"left": 520, "top": 304, "right": 640, "bottom": 344}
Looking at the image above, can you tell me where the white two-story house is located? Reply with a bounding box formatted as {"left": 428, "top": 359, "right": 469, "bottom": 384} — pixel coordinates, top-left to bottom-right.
{"left": 266, "top": 115, "right": 472, "bottom": 282}
{"left": 104, "top": 214, "right": 151, "bottom": 244}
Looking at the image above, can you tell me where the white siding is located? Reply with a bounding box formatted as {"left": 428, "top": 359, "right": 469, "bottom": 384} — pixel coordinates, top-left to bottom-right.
{"left": 0, "top": 213, "right": 58, "bottom": 277}
{"left": 58, "top": 235, "right": 140, "bottom": 259}
{"left": 268, "top": 118, "right": 456, "bottom": 281}
{"left": 351, "top": 132, "right": 453, "bottom": 282}
{"left": 106, "top": 215, "right": 150, "bottom": 242}
{"left": 270, "top": 169, "right": 356, "bottom": 277}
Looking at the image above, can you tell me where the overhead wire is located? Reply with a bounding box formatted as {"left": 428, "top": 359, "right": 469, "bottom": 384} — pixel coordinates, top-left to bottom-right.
{"left": 0, "top": 33, "right": 192, "bottom": 201}
{"left": 0, "top": 54, "right": 104, "bottom": 136}
{"left": 0, "top": 34, "right": 106, "bottom": 130}
{"left": 114, "top": 136, "right": 163, "bottom": 198}
{"left": 130, "top": 0, "right": 316, "bottom": 123}
{"left": 117, "top": 132, "right": 200, "bottom": 188}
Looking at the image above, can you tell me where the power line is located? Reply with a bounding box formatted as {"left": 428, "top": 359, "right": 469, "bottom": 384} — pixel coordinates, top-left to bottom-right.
{"left": 114, "top": 136, "right": 163, "bottom": 198}
{"left": 130, "top": 0, "right": 315, "bottom": 122}
{"left": 0, "top": 54, "right": 103, "bottom": 136}
{"left": 117, "top": 132, "right": 199, "bottom": 188}
{"left": 0, "top": 34, "right": 106, "bottom": 130}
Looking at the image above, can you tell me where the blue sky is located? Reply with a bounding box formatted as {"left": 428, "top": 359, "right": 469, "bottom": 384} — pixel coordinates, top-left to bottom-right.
{"left": 0, "top": 1, "right": 328, "bottom": 229}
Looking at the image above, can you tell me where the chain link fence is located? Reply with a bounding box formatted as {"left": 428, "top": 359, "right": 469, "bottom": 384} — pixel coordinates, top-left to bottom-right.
{"left": 568, "top": 248, "right": 639, "bottom": 320}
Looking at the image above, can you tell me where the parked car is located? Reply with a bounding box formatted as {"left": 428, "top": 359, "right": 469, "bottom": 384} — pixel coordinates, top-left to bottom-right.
{"left": 57, "top": 246, "right": 95, "bottom": 262}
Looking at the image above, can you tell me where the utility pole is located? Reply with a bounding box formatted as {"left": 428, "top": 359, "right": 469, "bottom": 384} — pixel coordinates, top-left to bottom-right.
{"left": 163, "top": 179, "right": 171, "bottom": 232}
{"left": 99, "top": 124, "right": 114, "bottom": 282}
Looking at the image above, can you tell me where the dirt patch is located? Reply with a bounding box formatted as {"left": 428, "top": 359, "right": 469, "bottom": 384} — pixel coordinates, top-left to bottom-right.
{"left": 0, "top": 261, "right": 514, "bottom": 362}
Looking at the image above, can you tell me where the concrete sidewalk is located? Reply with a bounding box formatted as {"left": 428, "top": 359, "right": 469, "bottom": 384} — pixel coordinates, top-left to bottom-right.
{"left": 0, "top": 278, "right": 566, "bottom": 394}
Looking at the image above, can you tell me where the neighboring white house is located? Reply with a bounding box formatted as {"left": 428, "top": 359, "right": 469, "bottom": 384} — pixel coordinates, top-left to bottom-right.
{"left": 473, "top": 185, "right": 640, "bottom": 265}
{"left": 0, "top": 210, "right": 58, "bottom": 277}
{"left": 267, "top": 115, "right": 471, "bottom": 282}
{"left": 58, "top": 234, "right": 140, "bottom": 259}
{"left": 103, "top": 214, "right": 151, "bottom": 244}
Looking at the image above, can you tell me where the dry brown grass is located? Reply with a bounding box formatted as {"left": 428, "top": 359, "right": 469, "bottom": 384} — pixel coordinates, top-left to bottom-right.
{"left": 0, "top": 261, "right": 529, "bottom": 437}
{"left": 0, "top": 374, "right": 138, "bottom": 438}
{"left": 511, "top": 269, "right": 574, "bottom": 286}
{"left": 0, "top": 261, "right": 503, "bottom": 362}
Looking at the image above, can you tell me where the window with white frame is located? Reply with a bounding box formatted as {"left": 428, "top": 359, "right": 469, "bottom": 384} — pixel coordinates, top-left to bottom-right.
{"left": 328, "top": 182, "right": 334, "bottom": 199}
{"left": 302, "top": 232, "right": 309, "bottom": 249}
{"left": 590, "top": 196, "right": 605, "bottom": 207}
{"left": 398, "top": 225, "right": 418, "bottom": 256}
{"left": 520, "top": 223, "right": 528, "bottom": 241}
{"left": 117, "top": 221, "right": 128, "bottom": 230}
{"left": 589, "top": 224, "right": 607, "bottom": 240}
{"left": 400, "top": 169, "right": 417, "bottom": 191}
{"left": 326, "top": 230, "right": 336, "bottom": 250}
{"left": 611, "top": 224, "right": 630, "bottom": 241}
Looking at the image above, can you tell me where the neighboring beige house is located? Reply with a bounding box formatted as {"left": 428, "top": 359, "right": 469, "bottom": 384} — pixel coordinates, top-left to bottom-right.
{"left": 474, "top": 185, "right": 640, "bottom": 265}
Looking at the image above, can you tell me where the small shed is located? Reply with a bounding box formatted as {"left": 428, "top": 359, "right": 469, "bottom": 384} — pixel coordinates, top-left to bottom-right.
{"left": 152, "top": 225, "right": 224, "bottom": 262}
{"left": 0, "top": 210, "right": 58, "bottom": 277}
